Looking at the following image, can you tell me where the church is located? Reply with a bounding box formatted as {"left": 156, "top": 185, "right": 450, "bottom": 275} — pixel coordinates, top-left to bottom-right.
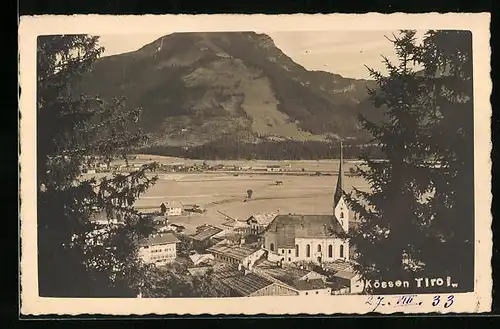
{"left": 261, "top": 144, "right": 350, "bottom": 265}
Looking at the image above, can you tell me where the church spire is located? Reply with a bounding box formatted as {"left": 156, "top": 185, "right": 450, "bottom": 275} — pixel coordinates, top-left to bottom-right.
{"left": 333, "top": 140, "right": 343, "bottom": 208}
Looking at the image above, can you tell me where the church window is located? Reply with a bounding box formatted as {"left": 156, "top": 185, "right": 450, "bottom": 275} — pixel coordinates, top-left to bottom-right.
{"left": 328, "top": 245, "right": 333, "bottom": 258}
{"left": 295, "top": 244, "right": 299, "bottom": 257}
{"left": 340, "top": 211, "right": 344, "bottom": 219}
{"left": 270, "top": 243, "right": 275, "bottom": 251}
{"left": 288, "top": 249, "right": 291, "bottom": 254}
{"left": 340, "top": 245, "right": 344, "bottom": 258}
{"left": 317, "top": 244, "right": 321, "bottom": 252}
{"left": 306, "top": 244, "right": 311, "bottom": 257}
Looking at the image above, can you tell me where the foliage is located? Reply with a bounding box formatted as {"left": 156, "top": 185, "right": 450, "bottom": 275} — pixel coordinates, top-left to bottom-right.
{"left": 175, "top": 233, "right": 194, "bottom": 257}
{"left": 140, "top": 267, "right": 226, "bottom": 298}
{"left": 344, "top": 30, "right": 474, "bottom": 291}
{"left": 140, "top": 139, "right": 384, "bottom": 160}
{"left": 36, "top": 35, "right": 159, "bottom": 297}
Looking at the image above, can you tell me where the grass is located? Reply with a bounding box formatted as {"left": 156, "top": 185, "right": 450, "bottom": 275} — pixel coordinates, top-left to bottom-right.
{"left": 131, "top": 159, "right": 370, "bottom": 234}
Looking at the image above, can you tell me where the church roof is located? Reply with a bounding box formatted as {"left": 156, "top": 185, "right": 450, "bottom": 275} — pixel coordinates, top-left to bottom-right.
{"left": 264, "top": 214, "right": 345, "bottom": 248}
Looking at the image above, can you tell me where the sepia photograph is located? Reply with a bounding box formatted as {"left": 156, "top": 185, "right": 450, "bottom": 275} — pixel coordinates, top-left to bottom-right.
{"left": 19, "top": 14, "right": 492, "bottom": 315}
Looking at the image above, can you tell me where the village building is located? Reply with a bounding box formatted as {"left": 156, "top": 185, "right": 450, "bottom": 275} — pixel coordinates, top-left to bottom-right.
{"left": 212, "top": 264, "right": 298, "bottom": 297}
{"left": 253, "top": 259, "right": 331, "bottom": 296}
{"left": 266, "top": 165, "right": 282, "bottom": 172}
{"left": 207, "top": 242, "right": 266, "bottom": 268}
{"left": 138, "top": 232, "right": 180, "bottom": 265}
{"left": 186, "top": 253, "right": 216, "bottom": 277}
{"left": 166, "top": 223, "right": 186, "bottom": 234}
{"left": 322, "top": 258, "right": 363, "bottom": 294}
{"left": 189, "top": 253, "right": 215, "bottom": 266}
{"left": 191, "top": 225, "right": 224, "bottom": 250}
{"left": 261, "top": 144, "right": 350, "bottom": 265}
{"left": 89, "top": 209, "right": 123, "bottom": 227}
{"left": 160, "top": 201, "right": 183, "bottom": 216}
{"left": 246, "top": 212, "right": 278, "bottom": 235}
{"left": 232, "top": 220, "right": 251, "bottom": 236}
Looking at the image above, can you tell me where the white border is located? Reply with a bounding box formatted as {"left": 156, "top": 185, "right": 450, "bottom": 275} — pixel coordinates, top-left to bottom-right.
{"left": 19, "top": 13, "right": 492, "bottom": 315}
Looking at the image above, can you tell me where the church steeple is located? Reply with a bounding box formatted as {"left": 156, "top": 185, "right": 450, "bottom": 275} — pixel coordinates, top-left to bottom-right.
{"left": 333, "top": 140, "right": 343, "bottom": 208}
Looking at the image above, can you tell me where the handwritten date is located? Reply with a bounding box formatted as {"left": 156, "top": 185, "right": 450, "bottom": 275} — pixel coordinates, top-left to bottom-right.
{"left": 365, "top": 294, "right": 454, "bottom": 311}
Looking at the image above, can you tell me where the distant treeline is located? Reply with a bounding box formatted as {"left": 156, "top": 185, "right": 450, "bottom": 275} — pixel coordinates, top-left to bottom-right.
{"left": 139, "top": 140, "right": 384, "bottom": 160}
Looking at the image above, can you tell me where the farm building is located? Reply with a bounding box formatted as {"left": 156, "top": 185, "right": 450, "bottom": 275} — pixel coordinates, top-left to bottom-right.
{"left": 160, "top": 201, "right": 183, "bottom": 216}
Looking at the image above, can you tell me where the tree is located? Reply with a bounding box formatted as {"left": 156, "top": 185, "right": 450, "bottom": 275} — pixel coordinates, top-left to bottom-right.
{"left": 412, "top": 30, "right": 474, "bottom": 289}
{"left": 160, "top": 203, "right": 167, "bottom": 215}
{"left": 344, "top": 30, "right": 474, "bottom": 291}
{"left": 37, "top": 35, "right": 159, "bottom": 297}
{"left": 246, "top": 189, "right": 253, "bottom": 199}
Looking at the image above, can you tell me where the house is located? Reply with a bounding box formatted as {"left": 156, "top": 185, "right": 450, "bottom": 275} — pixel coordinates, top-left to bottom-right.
{"left": 232, "top": 220, "right": 251, "bottom": 236}
{"left": 187, "top": 266, "right": 213, "bottom": 277}
{"left": 266, "top": 165, "right": 281, "bottom": 172}
{"left": 291, "top": 278, "right": 331, "bottom": 296}
{"left": 211, "top": 230, "right": 243, "bottom": 245}
{"left": 246, "top": 212, "right": 278, "bottom": 235}
{"left": 253, "top": 259, "right": 331, "bottom": 296}
{"left": 261, "top": 144, "right": 350, "bottom": 265}
{"left": 160, "top": 201, "right": 183, "bottom": 216}
{"left": 331, "top": 271, "right": 364, "bottom": 294}
{"left": 152, "top": 215, "right": 167, "bottom": 226}
{"left": 211, "top": 264, "right": 298, "bottom": 297}
{"left": 187, "top": 253, "right": 215, "bottom": 277}
{"left": 189, "top": 253, "right": 215, "bottom": 266}
{"left": 322, "top": 259, "right": 363, "bottom": 294}
{"left": 89, "top": 209, "right": 123, "bottom": 227}
{"left": 191, "top": 225, "right": 224, "bottom": 250}
{"left": 138, "top": 232, "right": 180, "bottom": 265}
{"left": 167, "top": 223, "right": 186, "bottom": 234}
{"left": 207, "top": 242, "right": 266, "bottom": 268}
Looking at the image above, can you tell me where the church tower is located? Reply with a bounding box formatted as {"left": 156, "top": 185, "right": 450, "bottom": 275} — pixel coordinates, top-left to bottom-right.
{"left": 333, "top": 140, "right": 349, "bottom": 233}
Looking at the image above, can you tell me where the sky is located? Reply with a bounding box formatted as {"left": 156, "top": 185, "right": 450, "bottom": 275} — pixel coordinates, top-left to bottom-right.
{"left": 98, "top": 31, "right": 425, "bottom": 80}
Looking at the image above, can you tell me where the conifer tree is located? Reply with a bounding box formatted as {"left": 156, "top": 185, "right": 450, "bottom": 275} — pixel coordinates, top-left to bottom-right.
{"left": 344, "top": 30, "right": 474, "bottom": 292}
{"left": 36, "top": 35, "right": 159, "bottom": 297}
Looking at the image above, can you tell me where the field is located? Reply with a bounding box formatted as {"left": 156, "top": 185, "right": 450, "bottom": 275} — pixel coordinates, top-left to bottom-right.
{"left": 125, "top": 156, "right": 371, "bottom": 235}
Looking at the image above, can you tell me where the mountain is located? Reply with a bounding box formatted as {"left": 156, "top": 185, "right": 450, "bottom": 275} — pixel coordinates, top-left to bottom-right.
{"left": 78, "top": 32, "right": 382, "bottom": 147}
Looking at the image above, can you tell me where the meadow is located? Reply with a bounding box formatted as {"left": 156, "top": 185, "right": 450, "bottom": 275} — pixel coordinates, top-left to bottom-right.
{"left": 126, "top": 156, "right": 371, "bottom": 234}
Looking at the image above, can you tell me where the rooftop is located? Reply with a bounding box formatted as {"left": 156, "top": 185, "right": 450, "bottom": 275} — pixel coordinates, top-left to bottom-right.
{"left": 333, "top": 270, "right": 358, "bottom": 280}
{"left": 207, "top": 243, "right": 259, "bottom": 260}
{"left": 191, "top": 226, "right": 223, "bottom": 241}
{"left": 189, "top": 253, "right": 215, "bottom": 265}
{"left": 322, "top": 259, "right": 356, "bottom": 273}
{"left": 247, "top": 212, "right": 278, "bottom": 226}
{"left": 138, "top": 232, "right": 180, "bottom": 247}
{"left": 212, "top": 264, "right": 275, "bottom": 296}
{"left": 292, "top": 278, "right": 328, "bottom": 291}
{"left": 264, "top": 215, "right": 345, "bottom": 248}
{"left": 254, "top": 260, "right": 326, "bottom": 287}
{"left": 162, "top": 201, "right": 183, "bottom": 208}
{"left": 233, "top": 221, "right": 250, "bottom": 229}
{"left": 254, "top": 260, "right": 311, "bottom": 284}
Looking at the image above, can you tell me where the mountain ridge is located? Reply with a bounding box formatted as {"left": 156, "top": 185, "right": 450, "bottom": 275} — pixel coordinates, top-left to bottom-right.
{"left": 78, "top": 32, "right": 383, "bottom": 147}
